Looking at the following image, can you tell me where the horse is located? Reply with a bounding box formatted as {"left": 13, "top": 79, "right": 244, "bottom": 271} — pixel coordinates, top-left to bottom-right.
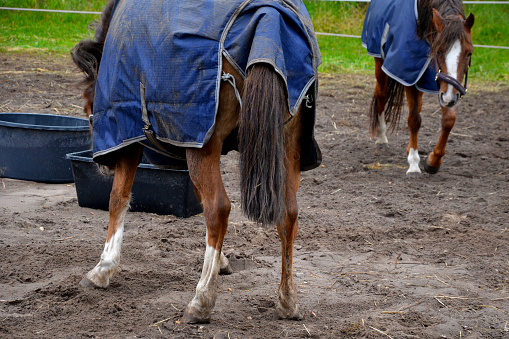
{"left": 362, "top": 0, "right": 474, "bottom": 175}
{"left": 71, "top": 0, "right": 321, "bottom": 323}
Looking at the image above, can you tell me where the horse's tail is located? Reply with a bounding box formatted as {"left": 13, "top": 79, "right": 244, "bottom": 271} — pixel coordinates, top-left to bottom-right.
{"left": 71, "top": 0, "right": 115, "bottom": 108}
{"left": 369, "top": 77, "right": 405, "bottom": 137}
{"left": 240, "top": 64, "right": 287, "bottom": 225}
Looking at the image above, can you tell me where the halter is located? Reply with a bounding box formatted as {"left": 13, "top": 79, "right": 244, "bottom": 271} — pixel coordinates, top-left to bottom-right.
{"left": 434, "top": 55, "right": 470, "bottom": 99}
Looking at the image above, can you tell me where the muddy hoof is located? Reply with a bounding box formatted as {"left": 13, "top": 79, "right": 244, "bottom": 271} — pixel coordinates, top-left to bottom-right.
{"left": 79, "top": 276, "right": 96, "bottom": 288}
{"left": 219, "top": 263, "right": 233, "bottom": 275}
{"left": 275, "top": 303, "right": 303, "bottom": 321}
{"left": 374, "top": 143, "right": 389, "bottom": 156}
{"left": 275, "top": 309, "right": 303, "bottom": 321}
{"left": 182, "top": 305, "right": 211, "bottom": 324}
{"left": 424, "top": 160, "right": 440, "bottom": 174}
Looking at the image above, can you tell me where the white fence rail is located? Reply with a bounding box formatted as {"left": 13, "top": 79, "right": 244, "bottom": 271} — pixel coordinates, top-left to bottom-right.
{"left": 2, "top": 1, "right": 509, "bottom": 50}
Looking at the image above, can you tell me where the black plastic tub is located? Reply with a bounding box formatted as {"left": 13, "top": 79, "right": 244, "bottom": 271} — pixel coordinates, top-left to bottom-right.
{"left": 66, "top": 150, "right": 202, "bottom": 218}
{"left": 0, "top": 113, "right": 91, "bottom": 183}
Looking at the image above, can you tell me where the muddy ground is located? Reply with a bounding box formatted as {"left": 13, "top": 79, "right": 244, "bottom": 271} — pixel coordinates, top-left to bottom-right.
{"left": 0, "top": 53, "right": 508, "bottom": 338}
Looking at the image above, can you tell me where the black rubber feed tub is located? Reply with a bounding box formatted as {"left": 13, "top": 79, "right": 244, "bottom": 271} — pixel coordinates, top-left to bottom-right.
{"left": 66, "top": 150, "right": 202, "bottom": 217}
{"left": 0, "top": 113, "right": 91, "bottom": 183}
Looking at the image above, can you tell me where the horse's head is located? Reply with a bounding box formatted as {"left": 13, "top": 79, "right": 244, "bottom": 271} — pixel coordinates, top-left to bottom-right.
{"left": 71, "top": 0, "right": 116, "bottom": 176}
{"left": 431, "top": 9, "right": 474, "bottom": 108}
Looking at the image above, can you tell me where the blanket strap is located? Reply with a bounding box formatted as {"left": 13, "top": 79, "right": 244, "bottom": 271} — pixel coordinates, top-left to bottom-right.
{"left": 140, "top": 83, "right": 186, "bottom": 160}
{"left": 221, "top": 72, "right": 242, "bottom": 107}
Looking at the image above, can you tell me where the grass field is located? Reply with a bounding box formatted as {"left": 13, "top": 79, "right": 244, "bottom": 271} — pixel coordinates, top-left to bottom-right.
{"left": 0, "top": 0, "right": 508, "bottom": 82}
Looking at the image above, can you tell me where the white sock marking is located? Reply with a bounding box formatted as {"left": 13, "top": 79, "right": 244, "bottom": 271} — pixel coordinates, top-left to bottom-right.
{"left": 375, "top": 112, "right": 388, "bottom": 145}
{"left": 407, "top": 148, "right": 421, "bottom": 174}
{"left": 187, "top": 231, "right": 221, "bottom": 315}
{"left": 86, "top": 203, "right": 129, "bottom": 287}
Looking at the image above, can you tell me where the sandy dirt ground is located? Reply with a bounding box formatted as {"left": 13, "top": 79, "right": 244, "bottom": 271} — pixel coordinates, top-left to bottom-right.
{"left": 0, "top": 53, "right": 508, "bottom": 338}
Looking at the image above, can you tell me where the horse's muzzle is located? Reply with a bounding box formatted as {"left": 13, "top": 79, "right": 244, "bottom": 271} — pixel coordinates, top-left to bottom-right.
{"left": 439, "top": 91, "right": 461, "bottom": 108}
{"left": 435, "top": 69, "right": 468, "bottom": 109}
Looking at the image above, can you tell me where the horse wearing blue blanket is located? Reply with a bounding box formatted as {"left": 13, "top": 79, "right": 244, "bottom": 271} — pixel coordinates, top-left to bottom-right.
{"left": 363, "top": 0, "right": 474, "bottom": 175}
{"left": 72, "top": 0, "right": 321, "bottom": 323}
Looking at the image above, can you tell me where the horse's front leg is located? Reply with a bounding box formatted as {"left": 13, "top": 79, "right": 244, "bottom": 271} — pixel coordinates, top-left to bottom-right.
{"left": 371, "top": 58, "right": 389, "bottom": 147}
{"left": 405, "top": 86, "right": 423, "bottom": 175}
{"left": 182, "top": 142, "right": 230, "bottom": 324}
{"left": 424, "top": 107, "right": 456, "bottom": 174}
{"left": 80, "top": 144, "right": 142, "bottom": 288}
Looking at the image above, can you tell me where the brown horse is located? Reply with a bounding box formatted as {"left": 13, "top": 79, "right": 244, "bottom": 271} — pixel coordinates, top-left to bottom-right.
{"left": 72, "top": 0, "right": 320, "bottom": 323}
{"left": 365, "top": 0, "right": 474, "bottom": 175}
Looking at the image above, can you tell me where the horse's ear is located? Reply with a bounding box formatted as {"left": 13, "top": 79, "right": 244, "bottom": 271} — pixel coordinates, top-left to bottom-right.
{"left": 465, "top": 13, "right": 475, "bottom": 30}
{"left": 432, "top": 9, "right": 445, "bottom": 33}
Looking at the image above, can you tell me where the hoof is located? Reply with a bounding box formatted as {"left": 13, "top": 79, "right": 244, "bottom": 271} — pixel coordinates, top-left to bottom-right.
{"left": 80, "top": 276, "right": 99, "bottom": 288}
{"left": 182, "top": 305, "right": 211, "bottom": 324}
{"left": 79, "top": 272, "right": 110, "bottom": 289}
{"left": 276, "top": 302, "right": 302, "bottom": 321}
{"left": 275, "top": 308, "right": 303, "bottom": 321}
{"left": 219, "top": 263, "right": 233, "bottom": 275}
{"left": 424, "top": 160, "right": 440, "bottom": 174}
{"left": 374, "top": 143, "right": 388, "bottom": 156}
{"left": 406, "top": 171, "right": 421, "bottom": 178}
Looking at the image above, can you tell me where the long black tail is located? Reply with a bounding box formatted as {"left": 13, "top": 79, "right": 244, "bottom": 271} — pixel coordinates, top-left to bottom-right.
{"left": 71, "top": 0, "right": 115, "bottom": 105}
{"left": 239, "top": 64, "right": 287, "bottom": 225}
{"left": 369, "top": 77, "right": 405, "bottom": 137}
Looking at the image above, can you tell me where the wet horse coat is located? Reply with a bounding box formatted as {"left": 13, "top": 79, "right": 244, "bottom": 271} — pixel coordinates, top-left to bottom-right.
{"left": 92, "top": 0, "right": 321, "bottom": 170}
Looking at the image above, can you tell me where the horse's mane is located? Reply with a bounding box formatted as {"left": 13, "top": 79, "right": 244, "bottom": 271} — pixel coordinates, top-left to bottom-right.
{"left": 71, "top": 0, "right": 115, "bottom": 104}
{"left": 416, "top": 0, "right": 467, "bottom": 55}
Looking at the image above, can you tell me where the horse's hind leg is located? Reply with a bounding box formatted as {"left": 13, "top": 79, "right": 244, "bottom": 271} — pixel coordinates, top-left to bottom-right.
{"left": 275, "top": 110, "right": 303, "bottom": 320}
{"left": 182, "top": 59, "right": 240, "bottom": 323}
{"left": 190, "top": 185, "right": 233, "bottom": 276}
{"left": 182, "top": 141, "right": 230, "bottom": 323}
{"left": 372, "top": 58, "right": 389, "bottom": 147}
{"left": 80, "top": 144, "right": 142, "bottom": 288}
{"left": 405, "top": 86, "right": 423, "bottom": 175}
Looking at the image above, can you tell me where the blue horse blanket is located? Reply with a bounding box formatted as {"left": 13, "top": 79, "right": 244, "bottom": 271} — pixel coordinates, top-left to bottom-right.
{"left": 92, "top": 0, "right": 321, "bottom": 170}
{"left": 361, "top": 0, "right": 438, "bottom": 93}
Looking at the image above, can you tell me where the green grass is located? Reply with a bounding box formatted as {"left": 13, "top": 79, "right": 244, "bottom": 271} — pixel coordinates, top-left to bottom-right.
{"left": 462, "top": 3, "right": 509, "bottom": 82}
{"left": 304, "top": 1, "right": 371, "bottom": 74}
{"left": 1, "top": 0, "right": 508, "bottom": 82}
{"left": 303, "top": 1, "right": 509, "bottom": 82}
{"left": 0, "top": 0, "right": 107, "bottom": 55}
